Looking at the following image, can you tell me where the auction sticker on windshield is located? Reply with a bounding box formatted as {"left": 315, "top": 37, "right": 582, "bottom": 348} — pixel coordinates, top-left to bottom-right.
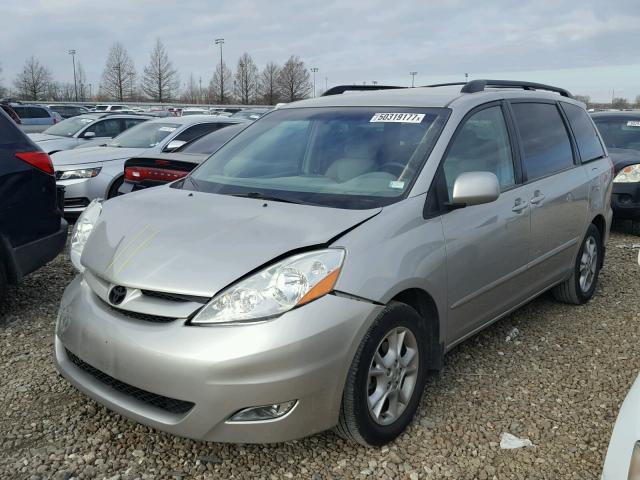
{"left": 627, "top": 121, "right": 640, "bottom": 127}
{"left": 370, "top": 113, "right": 425, "bottom": 123}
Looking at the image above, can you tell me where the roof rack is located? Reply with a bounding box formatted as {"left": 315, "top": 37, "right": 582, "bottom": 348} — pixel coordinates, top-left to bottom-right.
{"left": 322, "top": 85, "right": 404, "bottom": 97}
{"left": 460, "top": 79, "right": 572, "bottom": 98}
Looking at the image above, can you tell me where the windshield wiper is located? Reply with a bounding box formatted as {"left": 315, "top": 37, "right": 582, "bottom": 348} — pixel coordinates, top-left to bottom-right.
{"left": 230, "top": 191, "right": 302, "bottom": 204}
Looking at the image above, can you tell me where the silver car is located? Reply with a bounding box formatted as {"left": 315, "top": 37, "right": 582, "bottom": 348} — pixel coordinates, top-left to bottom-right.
{"left": 52, "top": 115, "right": 237, "bottom": 214}
{"left": 55, "top": 80, "right": 613, "bottom": 446}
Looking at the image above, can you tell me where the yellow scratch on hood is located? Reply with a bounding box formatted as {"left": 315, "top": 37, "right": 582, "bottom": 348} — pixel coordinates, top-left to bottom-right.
{"left": 106, "top": 224, "right": 150, "bottom": 273}
{"left": 113, "top": 230, "right": 159, "bottom": 275}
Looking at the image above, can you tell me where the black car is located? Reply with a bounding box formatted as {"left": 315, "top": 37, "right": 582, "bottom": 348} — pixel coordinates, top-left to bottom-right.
{"left": 48, "top": 105, "right": 90, "bottom": 119}
{"left": 592, "top": 112, "right": 640, "bottom": 234}
{"left": 119, "top": 121, "right": 247, "bottom": 194}
{"left": 0, "top": 109, "right": 67, "bottom": 296}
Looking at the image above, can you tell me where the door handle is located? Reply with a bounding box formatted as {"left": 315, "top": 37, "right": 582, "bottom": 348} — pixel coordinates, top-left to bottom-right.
{"left": 512, "top": 198, "right": 529, "bottom": 213}
{"left": 530, "top": 191, "right": 545, "bottom": 205}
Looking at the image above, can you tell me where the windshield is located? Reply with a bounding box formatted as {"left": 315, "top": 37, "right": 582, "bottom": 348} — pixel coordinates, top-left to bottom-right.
{"left": 186, "top": 107, "right": 448, "bottom": 209}
{"left": 108, "top": 122, "right": 179, "bottom": 148}
{"left": 593, "top": 117, "right": 640, "bottom": 151}
{"left": 43, "top": 116, "right": 95, "bottom": 137}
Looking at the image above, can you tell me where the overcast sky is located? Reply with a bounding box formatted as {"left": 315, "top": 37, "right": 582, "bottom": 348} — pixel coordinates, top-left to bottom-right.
{"left": 2, "top": 0, "right": 639, "bottom": 102}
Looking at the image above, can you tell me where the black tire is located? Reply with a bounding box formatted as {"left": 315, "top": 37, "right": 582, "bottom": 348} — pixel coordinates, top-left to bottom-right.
{"left": 552, "top": 224, "right": 602, "bottom": 304}
{"left": 0, "top": 260, "right": 7, "bottom": 302}
{"left": 107, "top": 176, "right": 124, "bottom": 199}
{"left": 336, "top": 301, "right": 428, "bottom": 446}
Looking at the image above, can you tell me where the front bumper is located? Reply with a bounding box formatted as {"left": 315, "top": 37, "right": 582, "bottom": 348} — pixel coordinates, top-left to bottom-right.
{"left": 612, "top": 182, "right": 640, "bottom": 219}
{"left": 55, "top": 276, "right": 381, "bottom": 443}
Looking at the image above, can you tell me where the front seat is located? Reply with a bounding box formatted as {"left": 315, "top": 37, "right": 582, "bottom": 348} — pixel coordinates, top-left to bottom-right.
{"left": 326, "top": 133, "right": 378, "bottom": 183}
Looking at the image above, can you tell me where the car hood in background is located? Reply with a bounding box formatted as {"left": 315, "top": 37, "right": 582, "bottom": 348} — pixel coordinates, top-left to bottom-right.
{"left": 29, "top": 133, "right": 65, "bottom": 143}
{"left": 28, "top": 134, "right": 79, "bottom": 153}
{"left": 608, "top": 148, "right": 640, "bottom": 173}
{"left": 51, "top": 146, "right": 146, "bottom": 166}
{"left": 82, "top": 186, "right": 380, "bottom": 297}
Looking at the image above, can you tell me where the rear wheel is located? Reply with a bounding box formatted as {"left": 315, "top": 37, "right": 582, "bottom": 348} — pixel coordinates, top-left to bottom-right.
{"left": 336, "top": 302, "right": 428, "bottom": 446}
{"left": 552, "top": 224, "right": 602, "bottom": 304}
{"left": 107, "top": 176, "right": 124, "bottom": 199}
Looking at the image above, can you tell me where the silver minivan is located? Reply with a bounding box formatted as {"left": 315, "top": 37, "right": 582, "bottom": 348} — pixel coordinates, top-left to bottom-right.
{"left": 55, "top": 80, "right": 613, "bottom": 446}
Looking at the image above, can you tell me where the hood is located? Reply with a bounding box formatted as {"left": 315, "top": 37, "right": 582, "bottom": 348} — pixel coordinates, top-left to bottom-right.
{"left": 51, "top": 146, "right": 144, "bottom": 166}
{"left": 29, "top": 133, "right": 62, "bottom": 143}
{"left": 608, "top": 148, "right": 640, "bottom": 173}
{"left": 82, "top": 186, "right": 381, "bottom": 297}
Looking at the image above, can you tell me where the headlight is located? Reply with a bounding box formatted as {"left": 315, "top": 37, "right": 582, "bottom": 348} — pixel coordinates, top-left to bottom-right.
{"left": 629, "top": 441, "right": 640, "bottom": 480}
{"left": 57, "top": 167, "right": 101, "bottom": 180}
{"left": 191, "top": 249, "right": 345, "bottom": 324}
{"left": 69, "top": 199, "right": 103, "bottom": 272}
{"left": 614, "top": 164, "right": 640, "bottom": 183}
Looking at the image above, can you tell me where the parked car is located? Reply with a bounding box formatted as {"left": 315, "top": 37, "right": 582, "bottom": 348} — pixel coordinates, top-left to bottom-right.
{"left": 93, "top": 105, "right": 128, "bottom": 112}
{"left": 0, "top": 108, "right": 67, "bottom": 297}
{"left": 181, "top": 108, "right": 210, "bottom": 116}
{"left": 591, "top": 112, "right": 640, "bottom": 234}
{"left": 29, "top": 114, "right": 151, "bottom": 154}
{"left": 52, "top": 115, "right": 234, "bottom": 214}
{"left": 55, "top": 80, "right": 612, "bottom": 446}
{"left": 602, "top": 373, "right": 640, "bottom": 479}
{"left": 0, "top": 103, "right": 21, "bottom": 124}
{"left": 231, "top": 108, "right": 272, "bottom": 120}
{"left": 119, "top": 120, "right": 248, "bottom": 194}
{"left": 48, "top": 105, "right": 91, "bottom": 119}
{"left": 13, "top": 104, "right": 62, "bottom": 133}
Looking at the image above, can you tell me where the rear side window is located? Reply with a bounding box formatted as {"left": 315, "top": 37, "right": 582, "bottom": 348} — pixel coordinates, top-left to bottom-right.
{"left": 511, "top": 102, "right": 574, "bottom": 181}
{"left": 124, "top": 118, "right": 146, "bottom": 129}
{"left": 562, "top": 103, "right": 604, "bottom": 162}
{"left": 174, "top": 123, "right": 224, "bottom": 144}
{"left": 14, "top": 106, "right": 50, "bottom": 119}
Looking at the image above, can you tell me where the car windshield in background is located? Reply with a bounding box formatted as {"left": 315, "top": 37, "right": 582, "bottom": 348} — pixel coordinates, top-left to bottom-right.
{"left": 43, "top": 116, "right": 95, "bottom": 137}
{"left": 182, "top": 110, "right": 208, "bottom": 116}
{"left": 181, "top": 123, "right": 247, "bottom": 154}
{"left": 593, "top": 117, "right": 640, "bottom": 151}
{"left": 109, "top": 122, "right": 180, "bottom": 148}
{"left": 186, "top": 107, "right": 448, "bottom": 209}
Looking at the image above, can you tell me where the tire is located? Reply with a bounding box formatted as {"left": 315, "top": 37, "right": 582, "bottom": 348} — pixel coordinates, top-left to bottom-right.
{"left": 0, "top": 260, "right": 7, "bottom": 302}
{"left": 552, "top": 224, "right": 602, "bottom": 304}
{"left": 107, "top": 176, "right": 124, "bottom": 199}
{"left": 336, "top": 301, "right": 428, "bottom": 446}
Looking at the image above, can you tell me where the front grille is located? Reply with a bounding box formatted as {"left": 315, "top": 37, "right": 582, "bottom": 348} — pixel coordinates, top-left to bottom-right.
{"left": 141, "top": 290, "right": 209, "bottom": 304}
{"left": 64, "top": 197, "right": 90, "bottom": 208}
{"left": 65, "top": 349, "right": 195, "bottom": 415}
{"left": 108, "top": 304, "right": 177, "bottom": 323}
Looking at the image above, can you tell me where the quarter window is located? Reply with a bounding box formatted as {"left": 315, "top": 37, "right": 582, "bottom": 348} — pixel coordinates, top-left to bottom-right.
{"left": 441, "top": 106, "right": 515, "bottom": 200}
{"left": 511, "top": 102, "right": 574, "bottom": 181}
{"left": 562, "top": 103, "right": 604, "bottom": 162}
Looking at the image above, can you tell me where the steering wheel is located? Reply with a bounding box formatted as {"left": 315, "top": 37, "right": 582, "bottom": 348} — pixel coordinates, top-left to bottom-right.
{"left": 378, "top": 162, "right": 415, "bottom": 177}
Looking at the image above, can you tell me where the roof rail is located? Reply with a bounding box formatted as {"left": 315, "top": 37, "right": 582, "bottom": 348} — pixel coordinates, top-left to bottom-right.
{"left": 322, "top": 85, "right": 405, "bottom": 97}
{"left": 459, "top": 79, "right": 573, "bottom": 98}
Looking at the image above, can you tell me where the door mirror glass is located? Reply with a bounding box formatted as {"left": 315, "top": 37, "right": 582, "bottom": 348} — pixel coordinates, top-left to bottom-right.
{"left": 83, "top": 131, "right": 96, "bottom": 139}
{"left": 164, "top": 139, "right": 186, "bottom": 152}
{"left": 451, "top": 171, "right": 500, "bottom": 206}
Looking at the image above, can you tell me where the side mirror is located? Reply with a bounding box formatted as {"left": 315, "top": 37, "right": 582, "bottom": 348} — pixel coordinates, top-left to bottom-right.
{"left": 83, "top": 131, "right": 96, "bottom": 139}
{"left": 451, "top": 171, "right": 500, "bottom": 207}
{"left": 164, "top": 139, "right": 186, "bottom": 152}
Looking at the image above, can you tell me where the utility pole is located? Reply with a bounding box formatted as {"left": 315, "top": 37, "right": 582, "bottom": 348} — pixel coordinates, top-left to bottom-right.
{"left": 88, "top": 83, "right": 92, "bottom": 100}
{"left": 325, "top": 77, "right": 328, "bottom": 92}
{"left": 215, "top": 38, "right": 225, "bottom": 104}
{"left": 410, "top": 71, "right": 417, "bottom": 88}
{"left": 465, "top": 72, "right": 469, "bottom": 82}
{"left": 310, "top": 67, "right": 318, "bottom": 98}
{"left": 68, "top": 49, "right": 78, "bottom": 101}
{"left": 199, "top": 77, "right": 202, "bottom": 103}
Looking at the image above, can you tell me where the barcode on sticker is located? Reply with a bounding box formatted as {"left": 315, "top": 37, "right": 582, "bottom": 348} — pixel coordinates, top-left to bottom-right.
{"left": 370, "top": 113, "right": 425, "bottom": 123}
{"left": 627, "top": 121, "right": 640, "bottom": 127}
{"left": 159, "top": 127, "right": 177, "bottom": 132}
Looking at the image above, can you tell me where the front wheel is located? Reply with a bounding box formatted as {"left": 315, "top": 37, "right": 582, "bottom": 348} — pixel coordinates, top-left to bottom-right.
{"left": 336, "top": 302, "right": 428, "bottom": 446}
{"left": 107, "top": 176, "right": 124, "bottom": 199}
{"left": 552, "top": 224, "right": 602, "bottom": 304}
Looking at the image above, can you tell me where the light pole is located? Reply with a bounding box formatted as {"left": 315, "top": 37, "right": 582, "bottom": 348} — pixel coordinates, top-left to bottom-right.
{"left": 465, "top": 72, "right": 469, "bottom": 82}
{"left": 310, "top": 67, "right": 318, "bottom": 97}
{"left": 214, "top": 38, "right": 225, "bottom": 104}
{"left": 68, "top": 49, "right": 78, "bottom": 101}
{"left": 372, "top": 81, "right": 378, "bottom": 85}
{"left": 325, "top": 77, "right": 328, "bottom": 92}
{"left": 88, "top": 83, "right": 92, "bottom": 100}
{"left": 409, "top": 71, "right": 417, "bottom": 88}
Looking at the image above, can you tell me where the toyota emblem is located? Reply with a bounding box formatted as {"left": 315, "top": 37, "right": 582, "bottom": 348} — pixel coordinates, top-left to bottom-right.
{"left": 108, "top": 285, "right": 127, "bottom": 305}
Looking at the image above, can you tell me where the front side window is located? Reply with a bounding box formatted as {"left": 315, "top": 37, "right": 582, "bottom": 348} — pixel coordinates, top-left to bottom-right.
{"left": 593, "top": 116, "right": 640, "bottom": 151}
{"left": 441, "top": 106, "right": 515, "bottom": 200}
{"left": 84, "top": 119, "right": 122, "bottom": 137}
{"left": 562, "top": 103, "right": 604, "bottom": 162}
{"left": 511, "top": 102, "right": 574, "bottom": 181}
{"left": 108, "top": 122, "right": 180, "bottom": 148}
{"left": 186, "top": 107, "right": 448, "bottom": 209}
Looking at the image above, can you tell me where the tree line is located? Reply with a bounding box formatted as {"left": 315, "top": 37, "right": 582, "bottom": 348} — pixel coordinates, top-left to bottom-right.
{"left": 1, "top": 39, "right": 313, "bottom": 105}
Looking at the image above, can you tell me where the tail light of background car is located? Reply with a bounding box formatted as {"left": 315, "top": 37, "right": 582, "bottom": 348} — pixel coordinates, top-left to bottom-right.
{"left": 15, "top": 151, "right": 54, "bottom": 175}
{"left": 124, "top": 166, "right": 188, "bottom": 183}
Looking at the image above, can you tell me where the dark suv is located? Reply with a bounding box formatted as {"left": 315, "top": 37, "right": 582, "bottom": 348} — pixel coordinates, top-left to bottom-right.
{"left": 0, "top": 109, "right": 67, "bottom": 296}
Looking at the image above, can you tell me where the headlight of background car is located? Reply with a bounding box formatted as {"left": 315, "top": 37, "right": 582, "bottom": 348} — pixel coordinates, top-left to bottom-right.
{"left": 191, "top": 249, "right": 345, "bottom": 324}
{"left": 57, "top": 167, "right": 101, "bottom": 180}
{"left": 614, "top": 164, "right": 640, "bottom": 183}
{"left": 69, "top": 199, "right": 103, "bottom": 272}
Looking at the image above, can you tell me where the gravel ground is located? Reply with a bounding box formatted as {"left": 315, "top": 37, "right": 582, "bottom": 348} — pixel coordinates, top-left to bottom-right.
{"left": 1, "top": 229, "right": 639, "bottom": 480}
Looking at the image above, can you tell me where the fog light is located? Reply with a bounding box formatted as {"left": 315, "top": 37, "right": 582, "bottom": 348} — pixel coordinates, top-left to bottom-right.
{"left": 228, "top": 400, "right": 297, "bottom": 422}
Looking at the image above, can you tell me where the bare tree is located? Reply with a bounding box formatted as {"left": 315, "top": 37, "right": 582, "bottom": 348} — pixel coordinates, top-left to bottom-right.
{"left": 181, "top": 73, "right": 200, "bottom": 104}
{"left": 141, "top": 39, "right": 179, "bottom": 103}
{"left": 0, "top": 62, "right": 5, "bottom": 98}
{"left": 258, "top": 61, "right": 280, "bottom": 105}
{"left": 209, "top": 61, "right": 232, "bottom": 104}
{"left": 612, "top": 97, "right": 630, "bottom": 110}
{"left": 634, "top": 95, "right": 640, "bottom": 109}
{"left": 276, "top": 55, "right": 311, "bottom": 102}
{"left": 100, "top": 43, "right": 136, "bottom": 101}
{"left": 233, "top": 53, "right": 258, "bottom": 104}
{"left": 574, "top": 95, "right": 591, "bottom": 108}
{"left": 14, "top": 56, "right": 53, "bottom": 100}
{"left": 75, "top": 62, "right": 89, "bottom": 101}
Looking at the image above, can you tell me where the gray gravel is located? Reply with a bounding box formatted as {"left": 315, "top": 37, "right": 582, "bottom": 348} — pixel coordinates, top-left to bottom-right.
{"left": 1, "top": 229, "right": 639, "bottom": 479}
